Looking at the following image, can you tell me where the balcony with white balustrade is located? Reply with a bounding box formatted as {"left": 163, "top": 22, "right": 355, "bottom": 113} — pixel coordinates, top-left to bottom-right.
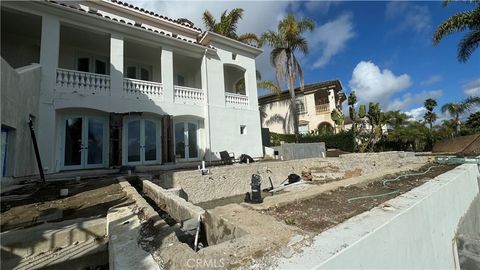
{"left": 223, "top": 64, "right": 249, "bottom": 109}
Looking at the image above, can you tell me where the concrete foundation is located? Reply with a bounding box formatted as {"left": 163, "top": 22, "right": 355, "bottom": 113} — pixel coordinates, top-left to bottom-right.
{"left": 142, "top": 180, "right": 205, "bottom": 222}
{"left": 156, "top": 152, "right": 428, "bottom": 204}
{"left": 276, "top": 163, "right": 480, "bottom": 269}
{"left": 1, "top": 217, "right": 106, "bottom": 269}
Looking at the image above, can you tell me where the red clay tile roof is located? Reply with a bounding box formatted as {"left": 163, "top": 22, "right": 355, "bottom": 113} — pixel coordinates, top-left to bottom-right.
{"left": 45, "top": 1, "right": 214, "bottom": 49}
{"left": 109, "top": 0, "right": 202, "bottom": 32}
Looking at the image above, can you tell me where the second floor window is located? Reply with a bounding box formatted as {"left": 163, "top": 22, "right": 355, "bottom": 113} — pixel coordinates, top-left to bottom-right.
{"left": 296, "top": 97, "right": 306, "bottom": 114}
{"left": 77, "top": 56, "right": 108, "bottom": 75}
{"left": 125, "top": 63, "right": 152, "bottom": 81}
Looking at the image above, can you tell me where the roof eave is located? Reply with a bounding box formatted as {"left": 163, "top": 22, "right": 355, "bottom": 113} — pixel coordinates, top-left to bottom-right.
{"left": 200, "top": 31, "right": 263, "bottom": 57}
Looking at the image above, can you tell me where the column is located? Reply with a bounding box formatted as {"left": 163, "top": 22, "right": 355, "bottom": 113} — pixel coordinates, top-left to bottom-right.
{"left": 110, "top": 33, "right": 124, "bottom": 96}
{"left": 37, "top": 14, "right": 60, "bottom": 173}
{"left": 161, "top": 46, "right": 174, "bottom": 103}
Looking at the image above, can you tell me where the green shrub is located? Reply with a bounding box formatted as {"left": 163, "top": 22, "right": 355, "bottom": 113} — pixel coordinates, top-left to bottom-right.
{"left": 269, "top": 130, "right": 354, "bottom": 152}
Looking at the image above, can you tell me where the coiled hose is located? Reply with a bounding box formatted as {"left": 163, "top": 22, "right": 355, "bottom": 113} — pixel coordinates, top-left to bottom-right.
{"left": 347, "top": 164, "right": 442, "bottom": 203}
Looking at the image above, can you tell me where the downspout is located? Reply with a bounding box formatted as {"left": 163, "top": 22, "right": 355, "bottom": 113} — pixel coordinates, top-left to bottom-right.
{"left": 203, "top": 48, "right": 213, "bottom": 162}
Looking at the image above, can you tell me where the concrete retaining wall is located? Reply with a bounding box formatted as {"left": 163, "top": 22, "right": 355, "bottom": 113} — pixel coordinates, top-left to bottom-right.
{"left": 278, "top": 163, "right": 480, "bottom": 269}
{"left": 273, "top": 142, "right": 326, "bottom": 160}
{"left": 1, "top": 217, "right": 106, "bottom": 268}
{"left": 157, "top": 152, "right": 427, "bottom": 204}
{"left": 142, "top": 180, "right": 205, "bottom": 222}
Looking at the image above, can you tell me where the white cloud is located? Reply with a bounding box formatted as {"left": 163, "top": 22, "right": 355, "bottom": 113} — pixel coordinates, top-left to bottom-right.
{"left": 305, "top": 1, "right": 340, "bottom": 15}
{"left": 309, "top": 13, "right": 355, "bottom": 68}
{"left": 420, "top": 75, "right": 442, "bottom": 86}
{"left": 385, "top": 1, "right": 431, "bottom": 36}
{"left": 128, "top": 1, "right": 291, "bottom": 82}
{"left": 463, "top": 78, "right": 480, "bottom": 96}
{"left": 388, "top": 89, "right": 443, "bottom": 111}
{"left": 405, "top": 107, "right": 426, "bottom": 121}
{"left": 349, "top": 61, "right": 412, "bottom": 108}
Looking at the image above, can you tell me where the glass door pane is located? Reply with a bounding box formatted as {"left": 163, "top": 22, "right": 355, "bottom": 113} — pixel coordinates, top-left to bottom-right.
{"left": 175, "top": 122, "right": 185, "bottom": 159}
{"left": 144, "top": 120, "right": 157, "bottom": 161}
{"left": 77, "top": 57, "right": 90, "bottom": 72}
{"left": 188, "top": 123, "right": 198, "bottom": 159}
{"left": 95, "top": 59, "right": 107, "bottom": 75}
{"left": 87, "top": 118, "right": 104, "bottom": 165}
{"left": 127, "top": 120, "right": 141, "bottom": 162}
{"left": 140, "top": 67, "right": 150, "bottom": 81}
{"left": 64, "top": 117, "right": 83, "bottom": 166}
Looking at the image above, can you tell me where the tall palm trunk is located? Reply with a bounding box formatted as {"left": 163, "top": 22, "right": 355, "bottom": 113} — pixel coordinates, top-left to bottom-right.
{"left": 455, "top": 113, "right": 461, "bottom": 134}
{"left": 286, "top": 53, "right": 299, "bottom": 138}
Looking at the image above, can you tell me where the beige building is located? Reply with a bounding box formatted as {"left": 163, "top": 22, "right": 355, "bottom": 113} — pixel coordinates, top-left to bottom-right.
{"left": 259, "top": 80, "right": 346, "bottom": 135}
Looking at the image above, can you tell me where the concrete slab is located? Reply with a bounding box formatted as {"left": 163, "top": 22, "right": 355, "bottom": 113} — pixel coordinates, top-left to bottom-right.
{"left": 1, "top": 217, "right": 106, "bottom": 260}
{"left": 107, "top": 206, "right": 160, "bottom": 270}
{"left": 274, "top": 163, "right": 480, "bottom": 269}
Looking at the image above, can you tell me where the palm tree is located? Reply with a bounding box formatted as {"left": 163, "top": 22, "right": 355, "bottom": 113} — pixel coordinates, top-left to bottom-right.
{"left": 260, "top": 14, "right": 315, "bottom": 136}
{"left": 424, "top": 98, "right": 438, "bottom": 130}
{"left": 433, "top": 1, "right": 480, "bottom": 62}
{"left": 441, "top": 96, "right": 480, "bottom": 134}
{"left": 202, "top": 8, "right": 260, "bottom": 45}
{"left": 383, "top": 110, "right": 409, "bottom": 130}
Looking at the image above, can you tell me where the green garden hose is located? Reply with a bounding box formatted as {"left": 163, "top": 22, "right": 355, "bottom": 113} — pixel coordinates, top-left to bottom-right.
{"left": 347, "top": 164, "right": 442, "bottom": 203}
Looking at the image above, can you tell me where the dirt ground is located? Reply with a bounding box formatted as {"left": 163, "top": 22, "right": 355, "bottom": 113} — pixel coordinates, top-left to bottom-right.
{"left": 1, "top": 177, "right": 131, "bottom": 231}
{"left": 263, "top": 164, "right": 458, "bottom": 234}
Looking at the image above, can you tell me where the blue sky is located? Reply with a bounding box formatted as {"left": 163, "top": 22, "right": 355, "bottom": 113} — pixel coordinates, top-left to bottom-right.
{"left": 133, "top": 1, "right": 480, "bottom": 120}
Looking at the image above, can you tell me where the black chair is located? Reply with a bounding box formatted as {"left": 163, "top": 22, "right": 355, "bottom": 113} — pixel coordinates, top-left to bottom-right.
{"left": 219, "top": 151, "right": 234, "bottom": 165}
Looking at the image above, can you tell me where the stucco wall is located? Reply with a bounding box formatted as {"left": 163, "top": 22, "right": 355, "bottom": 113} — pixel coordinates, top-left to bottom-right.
{"left": 1, "top": 58, "right": 41, "bottom": 178}
{"left": 278, "top": 163, "right": 480, "bottom": 269}
{"left": 3, "top": 1, "right": 264, "bottom": 174}
{"left": 157, "top": 152, "right": 427, "bottom": 204}
{"left": 260, "top": 91, "right": 335, "bottom": 134}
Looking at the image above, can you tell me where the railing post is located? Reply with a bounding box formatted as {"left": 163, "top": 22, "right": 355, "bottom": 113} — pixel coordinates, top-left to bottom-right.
{"left": 161, "top": 46, "right": 174, "bottom": 103}
{"left": 110, "top": 33, "right": 124, "bottom": 96}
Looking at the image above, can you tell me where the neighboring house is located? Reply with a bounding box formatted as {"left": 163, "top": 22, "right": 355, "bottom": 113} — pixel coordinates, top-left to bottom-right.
{"left": 259, "top": 80, "right": 346, "bottom": 135}
{"left": 1, "top": 0, "right": 263, "bottom": 178}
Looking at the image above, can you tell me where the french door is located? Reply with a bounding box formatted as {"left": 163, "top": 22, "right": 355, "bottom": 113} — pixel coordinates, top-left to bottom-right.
{"left": 63, "top": 116, "right": 107, "bottom": 170}
{"left": 125, "top": 118, "right": 160, "bottom": 165}
{"left": 174, "top": 122, "right": 199, "bottom": 160}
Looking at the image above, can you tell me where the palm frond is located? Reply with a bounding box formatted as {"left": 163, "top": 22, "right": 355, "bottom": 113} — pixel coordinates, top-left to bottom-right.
{"left": 294, "top": 55, "right": 305, "bottom": 90}
{"left": 298, "top": 18, "right": 315, "bottom": 32}
{"left": 433, "top": 8, "right": 480, "bottom": 45}
{"left": 202, "top": 11, "right": 216, "bottom": 31}
{"left": 238, "top": 32, "right": 260, "bottom": 45}
{"left": 458, "top": 27, "right": 480, "bottom": 62}
{"left": 257, "top": 80, "right": 281, "bottom": 95}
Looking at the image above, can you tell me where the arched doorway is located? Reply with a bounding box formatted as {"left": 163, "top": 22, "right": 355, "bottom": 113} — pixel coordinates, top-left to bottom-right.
{"left": 317, "top": 122, "right": 334, "bottom": 135}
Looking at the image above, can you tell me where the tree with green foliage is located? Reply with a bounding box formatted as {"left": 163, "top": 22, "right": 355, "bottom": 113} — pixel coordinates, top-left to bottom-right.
{"left": 424, "top": 98, "right": 438, "bottom": 130}
{"left": 202, "top": 8, "right": 260, "bottom": 45}
{"left": 441, "top": 96, "right": 480, "bottom": 134}
{"left": 433, "top": 0, "right": 480, "bottom": 62}
{"left": 382, "top": 110, "right": 409, "bottom": 129}
{"left": 331, "top": 109, "right": 345, "bottom": 133}
{"left": 348, "top": 91, "right": 358, "bottom": 151}
{"left": 466, "top": 111, "right": 480, "bottom": 131}
{"left": 260, "top": 14, "right": 315, "bottom": 137}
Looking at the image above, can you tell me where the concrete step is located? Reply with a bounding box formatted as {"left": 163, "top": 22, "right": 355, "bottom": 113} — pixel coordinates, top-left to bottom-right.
{"left": 5, "top": 238, "right": 107, "bottom": 270}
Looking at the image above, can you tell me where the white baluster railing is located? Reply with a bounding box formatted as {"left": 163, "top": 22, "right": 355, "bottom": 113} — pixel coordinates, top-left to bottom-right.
{"left": 174, "top": 85, "right": 204, "bottom": 103}
{"left": 225, "top": 92, "right": 249, "bottom": 108}
{"left": 56, "top": 68, "right": 110, "bottom": 94}
{"left": 123, "top": 78, "right": 163, "bottom": 99}
{"left": 315, "top": 103, "right": 330, "bottom": 114}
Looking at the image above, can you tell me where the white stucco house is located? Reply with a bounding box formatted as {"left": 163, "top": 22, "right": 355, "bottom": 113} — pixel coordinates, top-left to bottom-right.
{"left": 1, "top": 0, "right": 263, "bottom": 179}
{"left": 259, "top": 80, "right": 346, "bottom": 135}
